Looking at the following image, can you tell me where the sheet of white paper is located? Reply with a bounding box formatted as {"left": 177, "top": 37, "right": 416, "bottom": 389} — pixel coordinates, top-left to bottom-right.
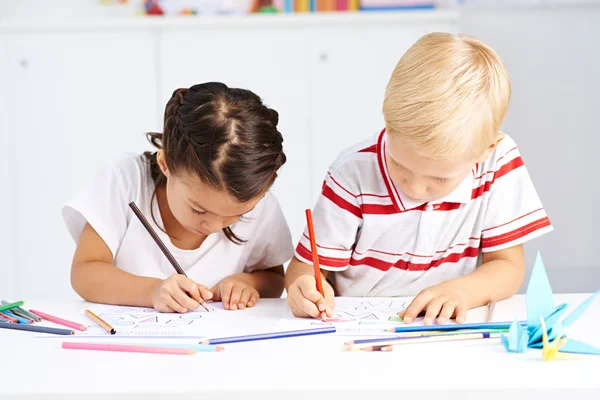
{"left": 277, "top": 297, "right": 490, "bottom": 337}
{"left": 36, "top": 302, "right": 255, "bottom": 338}
{"left": 277, "top": 297, "right": 410, "bottom": 336}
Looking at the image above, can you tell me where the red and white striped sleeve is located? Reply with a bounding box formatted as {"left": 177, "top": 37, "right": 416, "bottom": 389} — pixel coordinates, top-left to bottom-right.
{"left": 294, "top": 168, "right": 363, "bottom": 271}
{"left": 480, "top": 139, "right": 553, "bottom": 253}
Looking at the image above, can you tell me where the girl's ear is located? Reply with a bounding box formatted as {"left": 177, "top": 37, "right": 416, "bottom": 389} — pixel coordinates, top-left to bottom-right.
{"left": 157, "top": 149, "right": 170, "bottom": 177}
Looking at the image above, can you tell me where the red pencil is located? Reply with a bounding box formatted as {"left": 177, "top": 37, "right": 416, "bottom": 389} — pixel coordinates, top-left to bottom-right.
{"left": 305, "top": 209, "right": 325, "bottom": 297}
{"left": 0, "top": 312, "right": 18, "bottom": 323}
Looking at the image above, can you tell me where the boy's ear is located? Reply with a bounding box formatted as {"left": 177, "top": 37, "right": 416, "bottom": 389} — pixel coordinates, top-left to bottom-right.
{"left": 157, "top": 149, "right": 170, "bottom": 177}
{"left": 477, "top": 132, "right": 505, "bottom": 163}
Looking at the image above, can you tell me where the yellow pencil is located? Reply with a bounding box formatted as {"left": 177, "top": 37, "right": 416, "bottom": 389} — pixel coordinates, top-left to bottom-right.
{"left": 85, "top": 309, "right": 116, "bottom": 335}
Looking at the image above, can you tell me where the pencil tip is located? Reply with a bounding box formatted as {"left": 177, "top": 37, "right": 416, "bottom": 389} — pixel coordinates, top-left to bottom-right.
{"left": 216, "top": 346, "right": 225, "bottom": 352}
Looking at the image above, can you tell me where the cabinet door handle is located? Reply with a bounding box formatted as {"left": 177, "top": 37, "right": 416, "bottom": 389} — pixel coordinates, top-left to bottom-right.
{"left": 19, "top": 59, "right": 29, "bottom": 68}
{"left": 319, "top": 52, "right": 328, "bottom": 62}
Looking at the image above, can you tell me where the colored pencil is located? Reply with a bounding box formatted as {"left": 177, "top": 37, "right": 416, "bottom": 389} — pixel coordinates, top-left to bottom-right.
{"left": 0, "top": 301, "right": 24, "bottom": 313}
{"left": 345, "top": 328, "right": 509, "bottom": 344}
{"left": 201, "top": 326, "right": 336, "bottom": 345}
{"left": 110, "top": 342, "right": 224, "bottom": 352}
{"left": 486, "top": 301, "right": 496, "bottom": 322}
{"left": 9, "top": 309, "right": 34, "bottom": 323}
{"left": 1, "top": 301, "right": 41, "bottom": 322}
{"left": 344, "top": 332, "right": 492, "bottom": 351}
{"left": 85, "top": 310, "right": 116, "bottom": 335}
{"left": 0, "top": 313, "right": 17, "bottom": 323}
{"left": 305, "top": 209, "right": 325, "bottom": 297}
{"left": 3, "top": 310, "right": 30, "bottom": 324}
{"left": 30, "top": 309, "right": 87, "bottom": 332}
{"left": 129, "top": 201, "right": 209, "bottom": 312}
{"left": 357, "top": 345, "right": 394, "bottom": 352}
{"left": 388, "top": 321, "right": 524, "bottom": 333}
{"left": 62, "top": 342, "right": 195, "bottom": 355}
{"left": 347, "top": 330, "right": 494, "bottom": 345}
{"left": 0, "top": 321, "right": 74, "bottom": 335}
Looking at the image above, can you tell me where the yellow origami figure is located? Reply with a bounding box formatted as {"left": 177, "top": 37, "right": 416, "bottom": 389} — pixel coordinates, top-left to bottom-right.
{"left": 540, "top": 317, "right": 568, "bottom": 361}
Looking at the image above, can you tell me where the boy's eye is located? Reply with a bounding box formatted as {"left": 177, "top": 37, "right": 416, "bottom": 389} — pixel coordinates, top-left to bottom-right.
{"left": 190, "top": 207, "right": 206, "bottom": 216}
{"left": 436, "top": 178, "right": 448, "bottom": 184}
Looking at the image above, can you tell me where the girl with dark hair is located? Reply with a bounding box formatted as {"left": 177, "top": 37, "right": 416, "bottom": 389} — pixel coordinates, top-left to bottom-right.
{"left": 63, "top": 82, "right": 293, "bottom": 312}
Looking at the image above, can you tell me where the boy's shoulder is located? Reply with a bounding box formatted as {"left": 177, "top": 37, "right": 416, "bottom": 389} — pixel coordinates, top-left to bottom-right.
{"left": 328, "top": 131, "right": 381, "bottom": 175}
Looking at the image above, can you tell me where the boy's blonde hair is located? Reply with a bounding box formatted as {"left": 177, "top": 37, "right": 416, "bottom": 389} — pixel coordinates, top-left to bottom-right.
{"left": 382, "top": 32, "right": 511, "bottom": 160}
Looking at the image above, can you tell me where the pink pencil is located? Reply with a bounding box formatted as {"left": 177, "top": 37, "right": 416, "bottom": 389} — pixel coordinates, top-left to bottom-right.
{"left": 29, "top": 310, "right": 87, "bottom": 332}
{"left": 62, "top": 342, "right": 195, "bottom": 355}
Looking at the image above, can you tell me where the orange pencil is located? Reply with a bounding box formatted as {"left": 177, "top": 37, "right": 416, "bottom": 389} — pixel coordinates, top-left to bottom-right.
{"left": 305, "top": 209, "right": 325, "bottom": 297}
{"left": 85, "top": 310, "right": 116, "bottom": 335}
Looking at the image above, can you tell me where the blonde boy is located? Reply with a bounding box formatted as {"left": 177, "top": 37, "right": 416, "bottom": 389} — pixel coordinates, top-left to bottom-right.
{"left": 285, "top": 33, "right": 552, "bottom": 325}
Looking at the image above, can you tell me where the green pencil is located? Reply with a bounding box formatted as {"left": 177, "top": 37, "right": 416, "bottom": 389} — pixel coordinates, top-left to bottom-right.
{"left": 0, "top": 301, "right": 24, "bottom": 313}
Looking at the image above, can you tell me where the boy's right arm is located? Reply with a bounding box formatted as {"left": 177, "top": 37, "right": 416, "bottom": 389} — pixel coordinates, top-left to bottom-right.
{"left": 284, "top": 257, "right": 335, "bottom": 318}
{"left": 71, "top": 223, "right": 210, "bottom": 313}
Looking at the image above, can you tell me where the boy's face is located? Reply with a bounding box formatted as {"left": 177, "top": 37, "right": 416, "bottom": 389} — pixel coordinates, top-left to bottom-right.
{"left": 386, "top": 135, "right": 477, "bottom": 204}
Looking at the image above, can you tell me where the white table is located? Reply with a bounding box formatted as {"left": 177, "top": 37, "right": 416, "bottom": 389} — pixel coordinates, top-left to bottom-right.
{"left": 2, "top": 294, "right": 599, "bottom": 399}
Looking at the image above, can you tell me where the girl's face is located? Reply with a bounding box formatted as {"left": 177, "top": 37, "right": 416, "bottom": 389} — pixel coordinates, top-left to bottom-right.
{"left": 157, "top": 151, "right": 262, "bottom": 236}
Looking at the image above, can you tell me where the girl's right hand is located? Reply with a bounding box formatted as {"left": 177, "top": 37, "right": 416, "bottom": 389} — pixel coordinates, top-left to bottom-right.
{"left": 286, "top": 274, "right": 335, "bottom": 318}
{"left": 151, "top": 274, "right": 213, "bottom": 313}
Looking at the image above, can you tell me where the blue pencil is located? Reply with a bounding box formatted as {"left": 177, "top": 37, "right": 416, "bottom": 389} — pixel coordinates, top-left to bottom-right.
{"left": 2, "top": 311, "right": 29, "bottom": 324}
{"left": 0, "top": 321, "right": 74, "bottom": 335}
{"left": 201, "top": 326, "right": 336, "bottom": 345}
{"left": 347, "top": 330, "right": 494, "bottom": 345}
{"left": 388, "top": 321, "right": 525, "bottom": 333}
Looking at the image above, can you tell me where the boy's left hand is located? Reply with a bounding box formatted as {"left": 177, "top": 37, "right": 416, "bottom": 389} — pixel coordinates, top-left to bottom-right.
{"left": 210, "top": 274, "right": 259, "bottom": 311}
{"left": 399, "top": 283, "right": 467, "bottom": 325}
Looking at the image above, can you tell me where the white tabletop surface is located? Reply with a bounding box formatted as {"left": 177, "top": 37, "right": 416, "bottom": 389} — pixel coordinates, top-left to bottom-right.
{"left": 2, "top": 294, "right": 599, "bottom": 399}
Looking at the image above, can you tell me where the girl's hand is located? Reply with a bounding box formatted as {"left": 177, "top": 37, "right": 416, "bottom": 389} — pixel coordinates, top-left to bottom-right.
{"left": 210, "top": 274, "right": 260, "bottom": 310}
{"left": 400, "top": 284, "right": 468, "bottom": 325}
{"left": 286, "top": 274, "right": 335, "bottom": 318}
{"left": 151, "top": 274, "right": 212, "bottom": 313}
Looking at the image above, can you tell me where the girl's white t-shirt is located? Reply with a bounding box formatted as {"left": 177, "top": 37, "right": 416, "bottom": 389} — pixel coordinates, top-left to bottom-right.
{"left": 62, "top": 155, "right": 294, "bottom": 288}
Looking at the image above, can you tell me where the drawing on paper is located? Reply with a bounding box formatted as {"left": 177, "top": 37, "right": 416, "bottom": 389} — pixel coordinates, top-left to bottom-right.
{"left": 82, "top": 304, "right": 217, "bottom": 330}
{"left": 324, "top": 298, "right": 408, "bottom": 322}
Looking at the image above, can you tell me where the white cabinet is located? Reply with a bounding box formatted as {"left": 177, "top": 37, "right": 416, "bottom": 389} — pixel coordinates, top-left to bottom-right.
{"left": 4, "top": 31, "right": 159, "bottom": 299}
{"left": 160, "top": 28, "right": 312, "bottom": 243}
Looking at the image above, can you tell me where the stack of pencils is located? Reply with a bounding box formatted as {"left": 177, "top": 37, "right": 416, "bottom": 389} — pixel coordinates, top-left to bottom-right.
{"left": 344, "top": 331, "right": 494, "bottom": 351}
{"left": 0, "top": 300, "right": 82, "bottom": 335}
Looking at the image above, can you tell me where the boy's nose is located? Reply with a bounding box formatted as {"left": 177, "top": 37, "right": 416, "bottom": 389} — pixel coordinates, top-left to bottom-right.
{"left": 403, "top": 180, "right": 427, "bottom": 200}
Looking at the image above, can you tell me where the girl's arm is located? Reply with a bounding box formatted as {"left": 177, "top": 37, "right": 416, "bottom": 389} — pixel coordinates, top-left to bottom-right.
{"left": 71, "top": 223, "right": 207, "bottom": 313}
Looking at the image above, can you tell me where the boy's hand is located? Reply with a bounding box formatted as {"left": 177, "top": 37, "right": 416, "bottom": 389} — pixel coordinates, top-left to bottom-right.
{"left": 286, "top": 274, "right": 335, "bottom": 318}
{"left": 400, "top": 283, "right": 467, "bottom": 325}
{"left": 210, "top": 274, "right": 260, "bottom": 310}
{"left": 151, "top": 274, "right": 212, "bottom": 313}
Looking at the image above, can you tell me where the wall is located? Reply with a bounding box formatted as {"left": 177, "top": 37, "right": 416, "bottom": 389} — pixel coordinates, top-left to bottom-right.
{"left": 461, "top": 7, "right": 600, "bottom": 292}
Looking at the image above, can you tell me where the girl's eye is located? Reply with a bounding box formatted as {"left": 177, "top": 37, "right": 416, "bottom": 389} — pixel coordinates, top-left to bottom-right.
{"left": 190, "top": 208, "right": 206, "bottom": 216}
{"left": 437, "top": 178, "right": 448, "bottom": 184}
